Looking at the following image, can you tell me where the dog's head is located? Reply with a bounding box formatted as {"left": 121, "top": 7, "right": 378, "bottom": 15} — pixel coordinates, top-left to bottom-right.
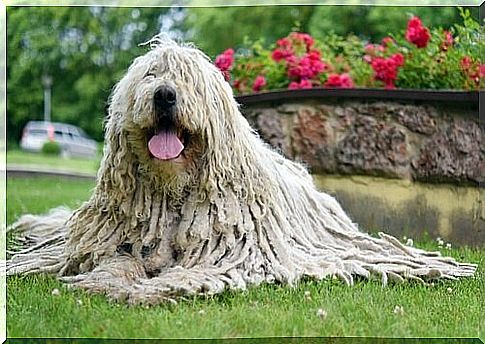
{"left": 101, "top": 37, "right": 249, "bottom": 197}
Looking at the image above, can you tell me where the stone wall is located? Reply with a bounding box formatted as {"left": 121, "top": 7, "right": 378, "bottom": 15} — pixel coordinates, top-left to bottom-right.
{"left": 241, "top": 98, "right": 482, "bottom": 186}
{"left": 239, "top": 93, "right": 483, "bottom": 245}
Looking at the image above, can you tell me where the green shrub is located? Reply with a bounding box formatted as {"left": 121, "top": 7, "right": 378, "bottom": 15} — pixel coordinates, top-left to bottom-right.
{"left": 41, "top": 141, "right": 61, "bottom": 156}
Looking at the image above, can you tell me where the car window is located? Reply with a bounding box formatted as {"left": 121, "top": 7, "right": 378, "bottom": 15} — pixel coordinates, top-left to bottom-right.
{"left": 69, "top": 128, "right": 80, "bottom": 138}
{"left": 27, "top": 123, "right": 46, "bottom": 130}
{"left": 28, "top": 129, "right": 48, "bottom": 137}
{"left": 54, "top": 130, "right": 64, "bottom": 140}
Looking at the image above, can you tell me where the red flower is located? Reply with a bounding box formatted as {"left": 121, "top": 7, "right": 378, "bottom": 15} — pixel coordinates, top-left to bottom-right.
{"left": 287, "top": 53, "right": 326, "bottom": 79}
{"left": 324, "top": 73, "right": 354, "bottom": 88}
{"left": 325, "top": 74, "right": 341, "bottom": 87}
{"left": 460, "top": 56, "right": 472, "bottom": 71}
{"left": 461, "top": 56, "right": 479, "bottom": 87}
{"left": 307, "top": 50, "right": 321, "bottom": 60}
{"left": 405, "top": 16, "right": 431, "bottom": 48}
{"left": 290, "top": 32, "right": 314, "bottom": 50}
{"left": 381, "top": 36, "right": 394, "bottom": 47}
{"left": 364, "top": 44, "right": 375, "bottom": 54}
{"left": 288, "top": 79, "right": 313, "bottom": 89}
{"left": 363, "top": 54, "right": 373, "bottom": 64}
{"left": 271, "top": 50, "right": 283, "bottom": 61}
{"left": 215, "top": 48, "right": 235, "bottom": 72}
{"left": 339, "top": 74, "right": 354, "bottom": 88}
{"left": 288, "top": 62, "right": 312, "bottom": 79}
{"left": 479, "top": 64, "right": 485, "bottom": 78}
{"left": 277, "top": 38, "right": 292, "bottom": 48}
{"left": 299, "top": 79, "right": 313, "bottom": 89}
{"left": 441, "top": 30, "right": 454, "bottom": 51}
{"left": 459, "top": 57, "right": 483, "bottom": 88}
{"left": 371, "top": 56, "right": 403, "bottom": 89}
{"left": 221, "top": 70, "right": 231, "bottom": 81}
{"left": 384, "top": 83, "right": 396, "bottom": 90}
{"left": 252, "top": 75, "right": 266, "bottom": 92}
{"left": 365, "top": 44, "right": 384, "bottom": 56}
{"left": 285, "top": 55, "right": 297, "bottom": 65}
{"left": 390, "top": 53, "right": 405, "bottom": 67}
{"left": 300, "top": 33, "right": 315, "bottom": 49}
{"left": 272, "top": 32, "right": 318, "bottom": 63}
{"left": 233, "top": 79, "right": 243, "bottom": 92}
{"left": 272, "top": 39, "right": 294, "bottom": 62}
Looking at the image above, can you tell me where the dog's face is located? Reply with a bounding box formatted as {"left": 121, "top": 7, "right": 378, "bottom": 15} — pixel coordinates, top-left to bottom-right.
{"left": 128, "top": 47, "right": 210, "bottom": 171}
{"left": 108, "top": 43, "right": 236, "bottom": 188}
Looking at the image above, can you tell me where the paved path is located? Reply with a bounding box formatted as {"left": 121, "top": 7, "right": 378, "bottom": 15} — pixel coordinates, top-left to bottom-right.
{"left": 5, "top": 164, "right": 96, "bottom": 180}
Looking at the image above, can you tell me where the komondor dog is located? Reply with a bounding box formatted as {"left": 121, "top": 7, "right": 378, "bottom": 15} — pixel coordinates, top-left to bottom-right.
{"left": 7, "top": 36, "right": 476, "bottom": 304}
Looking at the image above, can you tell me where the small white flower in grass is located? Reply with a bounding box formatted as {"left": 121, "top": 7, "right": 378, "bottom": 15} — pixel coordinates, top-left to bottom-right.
{"left": 447, "top": 287, "right": 453, "bottom": 294}
{"left": 198, "top": 310, "right": 205, "bottom": 315}
{"left": 403, "top": 236, "right": 407, "bottom": 241}
{"left": 51, "top": 288, "right": 60, "bottom": 296}
{"left": 436, "top": 237, "right": 444, "bottom": 246}
{"left": 167, "top": 298, "right": 178, "bottom": 305}
{"left": 393, "top": 305, "right": 404, "bottom": 315}
{"left": 76, "top": 299, "right": 83, "bottom": 306}
{"left": 405, "top": 238, "right": 414, "bottom": 247}
{"left": 304, "top": 290, "right": 312, "bottom": 301}
{"left": 316, "top": 308, "right": 327, "bottom": 319}
{"left": 446, "top": 243, "right": 452, "bottom": 249}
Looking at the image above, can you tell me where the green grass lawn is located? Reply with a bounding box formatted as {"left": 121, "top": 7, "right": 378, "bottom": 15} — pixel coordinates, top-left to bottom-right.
{"left": 6, "top": 177, "right": 95, "bottom": 224}
{"left": 7, "top": 149, "right": 100, "bottom": 175}
{"left": 6, "top": 177, "right": 484, "bottom": 339}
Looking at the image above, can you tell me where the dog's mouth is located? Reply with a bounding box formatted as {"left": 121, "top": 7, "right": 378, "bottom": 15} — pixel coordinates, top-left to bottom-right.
{"left": 147, "top": 120, "right": 190, "bottom": 161}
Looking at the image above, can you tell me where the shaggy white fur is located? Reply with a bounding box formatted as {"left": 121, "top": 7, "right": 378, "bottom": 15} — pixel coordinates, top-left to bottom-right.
{"left": 7, "top": 37, "right": 476, "bottom": 304}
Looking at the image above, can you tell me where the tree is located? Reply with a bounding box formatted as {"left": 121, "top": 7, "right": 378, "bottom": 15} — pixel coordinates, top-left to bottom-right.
{"left": 7, "top": 7, "right": 168, "bottom": 146}
{"left": 184, "top": 6, "right": 315, "bottom": 56}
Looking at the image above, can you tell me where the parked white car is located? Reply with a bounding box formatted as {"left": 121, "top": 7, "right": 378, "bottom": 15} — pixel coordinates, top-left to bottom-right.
{"left": 20, "top": 121, "right": 98, "bottom": 159}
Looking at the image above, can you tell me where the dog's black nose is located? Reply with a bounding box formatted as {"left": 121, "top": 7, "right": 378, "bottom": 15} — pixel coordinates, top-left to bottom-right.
{"left": 154, "top": 85, "right": 177, "bottom": 110}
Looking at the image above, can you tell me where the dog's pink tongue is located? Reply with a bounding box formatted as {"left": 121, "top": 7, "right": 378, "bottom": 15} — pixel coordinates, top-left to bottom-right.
{"left": 148, "top": 131, "right": 184, "bottom": 160}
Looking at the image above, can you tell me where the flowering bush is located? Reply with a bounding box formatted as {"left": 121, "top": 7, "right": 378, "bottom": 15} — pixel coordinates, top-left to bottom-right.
{"left": 214, "top": 9, "right": 483, "bottom": 94}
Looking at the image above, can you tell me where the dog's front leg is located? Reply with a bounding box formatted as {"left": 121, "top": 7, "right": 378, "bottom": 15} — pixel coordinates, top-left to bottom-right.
{"left": 126, "top": 266, "right": 231, "bottom": 305}
{"left": 60, "top": 255, "right": 148, "bottom": 302}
